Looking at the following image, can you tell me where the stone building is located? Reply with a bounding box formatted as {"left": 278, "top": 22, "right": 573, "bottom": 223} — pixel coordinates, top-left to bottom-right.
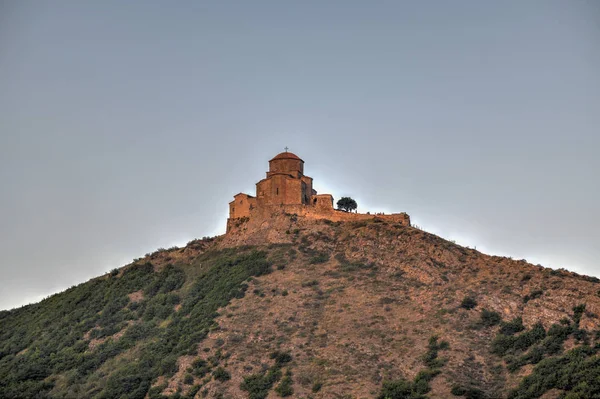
{"left": 227, "top": 151, "right": 410, "bottom": 232}
{"left": 229, "top": 151, "right": 334, "bottom": 220}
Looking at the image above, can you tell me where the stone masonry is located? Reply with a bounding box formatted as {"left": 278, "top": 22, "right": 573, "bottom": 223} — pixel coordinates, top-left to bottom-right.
{"left": 227, "top": 151, "right": 410, "bottom": 232}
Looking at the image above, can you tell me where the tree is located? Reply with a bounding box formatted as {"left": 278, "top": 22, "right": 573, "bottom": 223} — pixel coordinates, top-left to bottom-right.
{"left": 337, "top": 197, "right": 357, "bottom": 212}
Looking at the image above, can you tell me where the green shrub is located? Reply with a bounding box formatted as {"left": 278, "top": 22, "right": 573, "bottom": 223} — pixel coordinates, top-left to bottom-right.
{"left": 213, "top": 367, "right": 231, "bottom": 382}
{"left": 480, "top": 309, "right": 502, "bottom": 327}
{"left": 451, "top": 385, "right": 486, "bottom": 398}
{"left": 523, "top": 290, "right": 543, "bottom": 303}
{"left": 191, "top": 358, "right": 210, "bottom": 378}
{"left": 422, "top": 336, "right": 450, "bottom": 368}
{"left": 309, "top": 252, "right": 330, "bottom": 264}
{"left": 492, "top": 322, "right": 546, "bottom": 356}
{"left": 274, "top": 374, "right": 294, "bottom": 397}
{"left": 334, "top": 253, "right": 374, "bottom": 272}
{"left": 241, "top": 352, "right": 292, "bottom": 399}
{"left": 311, "top": 381, "right": 322, "bottom": 392}
{"left": 187, "top": 384, "right": 202, "bottom": 398}
{"left": 499, "top": 317, "right": 525, "bottom": 336}
{"left": 460, "top": 296, "right": 478, "bottom": 310}
{"left": 573, "top": 304, "right": 586, "bottom": 327}
{"left": 241, "top": 368, "right": 282, "bottom": 399}
{"left": 270, "top": 351, "right": 293, "bottom": 366}
{"left": 378, "top": 335, "right": 450, "bottom": 398}
{"left": 508, "top": 346, "right": 600, "bottom": 398}
{"left": 377, "top": 379, "right": 414, "bottom": 399}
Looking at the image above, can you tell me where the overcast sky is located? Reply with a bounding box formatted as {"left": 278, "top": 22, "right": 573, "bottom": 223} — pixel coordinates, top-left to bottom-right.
{"left": 1, "top": 1, "right": 599, "bottom": 310}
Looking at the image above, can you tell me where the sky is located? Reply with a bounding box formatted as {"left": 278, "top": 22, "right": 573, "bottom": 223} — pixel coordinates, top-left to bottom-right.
{"left": 0, "top": 0, "right": 598, "bottom": 311}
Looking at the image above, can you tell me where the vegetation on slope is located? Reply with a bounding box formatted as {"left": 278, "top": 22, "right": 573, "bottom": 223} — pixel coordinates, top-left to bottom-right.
{"left": 378, "top": 336, "right": 450, "bottom": 399}
{"left": 0, "top": 243, "right": 271, "bottom": 398}
{"left": 2, "top": 217, "right": 600, "bottom": 398}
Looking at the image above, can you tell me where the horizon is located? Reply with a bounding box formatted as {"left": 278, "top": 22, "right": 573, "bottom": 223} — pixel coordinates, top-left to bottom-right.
{"left": 4, "top": 205, "right": 589, "bottom": 312}
{"left": 1, "top": 0, "right": 599, "bottom": 310}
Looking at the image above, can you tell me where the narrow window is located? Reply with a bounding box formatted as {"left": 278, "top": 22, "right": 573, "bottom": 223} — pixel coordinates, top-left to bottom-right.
{"left": 276, "top": 188, "right": 279, "bottom": 195}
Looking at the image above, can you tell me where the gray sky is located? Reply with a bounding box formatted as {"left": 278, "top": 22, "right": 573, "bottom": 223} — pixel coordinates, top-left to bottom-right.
{"left": 1, "top": 1, "right": 599, "bottom": 310}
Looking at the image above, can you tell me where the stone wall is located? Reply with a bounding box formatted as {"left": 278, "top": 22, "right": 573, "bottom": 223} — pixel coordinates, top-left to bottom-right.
{"left": 229, "top": 194, "right": 256, "bottom": 219}
{"left": 226, "top": 203, "right": 410, "bottom": 233}
{"left": 268, "top": 158, "right": 303, "bottom": 176}
{"left": 312, "top": 194, "right": 334, "bottom": 211}
{"left": 256, "top": 175, "right": 306, "bottom": 206}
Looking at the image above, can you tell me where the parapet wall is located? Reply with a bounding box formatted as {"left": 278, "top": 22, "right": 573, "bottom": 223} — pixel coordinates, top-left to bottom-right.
{"left": 226, "top": 204, "right": 410, "bottom": 233}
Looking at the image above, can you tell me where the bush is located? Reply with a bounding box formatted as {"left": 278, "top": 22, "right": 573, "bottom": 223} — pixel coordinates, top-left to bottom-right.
{"left": 480, "top": 309, "right": 502, "bottom": 327}
{"left": 309, "top": 252, "right": 330, "bottom": 264}
{"left": 422, "top": 336, "right": 450, "bottom": 368}
{"left": 492, "top": 323, "right": 546, "bottom": 356}
{"left": 451, "top": 385, "right": 486, "bottom": 398}
{"left": 311, "top": 382, "right": 322, "bottom": 392}
{"left": 573, "top": 304, "right": 586, "bottom": 327}
{"left": 241, "top": 352, "right": 292, "bottom": 399}
{"left": 334, "top": 253, "right": 374, "bottom": 272}
{"left": 213, "top": 367, "right": 231, "bottom": 382}
{"left": 460, "top": 296, "right": 478, "bottom": 310}
{"left": 241, "top": 368, "right": 282, "bottom": 399}
{"left": 274, "top": 374, "right": 294, "bottom": 397}
{"left": 191, "top": 358, "right": 210, "bottom": 378}
{"left": 270, "top": 351, "right": 293, "bottom": 367}
{"left": 499, "top": 317, "right": 525, "bottom": 336}
{"left": 508, "top": 346, "right": 600, "bottom": 398}
{"left": 523, "top": 290, "right": 543, "bottom": 303}
{"left": 377, "top": 379, "right": 413, "bottom": 399}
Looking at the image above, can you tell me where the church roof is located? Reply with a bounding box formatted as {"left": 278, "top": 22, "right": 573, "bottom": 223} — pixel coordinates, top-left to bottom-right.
{"left": 270, "top": 151, "right": 304, "bottom": 162}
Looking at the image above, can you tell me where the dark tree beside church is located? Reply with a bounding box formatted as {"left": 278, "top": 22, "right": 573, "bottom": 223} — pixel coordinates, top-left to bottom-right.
{"left": 337, "top": 197, "right": 357, "bottom": 212}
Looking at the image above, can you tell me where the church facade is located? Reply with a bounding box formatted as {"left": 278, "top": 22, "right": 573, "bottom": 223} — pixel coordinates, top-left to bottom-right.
{"left": 228, "top": 151, "right": 334, "bottom": 221}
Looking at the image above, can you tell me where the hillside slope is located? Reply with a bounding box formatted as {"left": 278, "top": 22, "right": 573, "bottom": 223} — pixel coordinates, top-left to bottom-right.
{"left": 2, "top": 215, "right": 600, "bottom": 399}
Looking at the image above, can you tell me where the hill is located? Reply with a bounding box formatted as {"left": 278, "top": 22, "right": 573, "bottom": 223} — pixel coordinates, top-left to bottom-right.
{"left": 2, "top": 214, "right": 600, "bottom": 399}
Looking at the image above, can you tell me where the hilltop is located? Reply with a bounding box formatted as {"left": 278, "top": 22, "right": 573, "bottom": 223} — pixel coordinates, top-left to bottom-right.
{"left": 2, "top": 213, "right": 600, "bottom": 399}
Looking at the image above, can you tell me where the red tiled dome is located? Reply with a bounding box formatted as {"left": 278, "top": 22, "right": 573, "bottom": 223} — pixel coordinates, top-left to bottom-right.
{"left": 270, "top": 152, "right": 303, "bottom": 162}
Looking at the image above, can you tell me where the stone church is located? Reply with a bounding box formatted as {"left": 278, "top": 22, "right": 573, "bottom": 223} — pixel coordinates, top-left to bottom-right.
{"left": 229, "top": 151, "right": 334, "bottom": 220}
{"left": 227, "top": 150, "right": 410, "bottom": 232}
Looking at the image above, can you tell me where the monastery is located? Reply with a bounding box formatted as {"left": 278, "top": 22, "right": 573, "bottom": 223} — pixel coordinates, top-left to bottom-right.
{"left": 227, "top": 150, "right": 410, "bottom": 232}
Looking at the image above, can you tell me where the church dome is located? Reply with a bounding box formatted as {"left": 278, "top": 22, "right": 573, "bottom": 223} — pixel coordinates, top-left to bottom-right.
{"left": 270, "top": 151, "right": 303, "bottom": 162}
